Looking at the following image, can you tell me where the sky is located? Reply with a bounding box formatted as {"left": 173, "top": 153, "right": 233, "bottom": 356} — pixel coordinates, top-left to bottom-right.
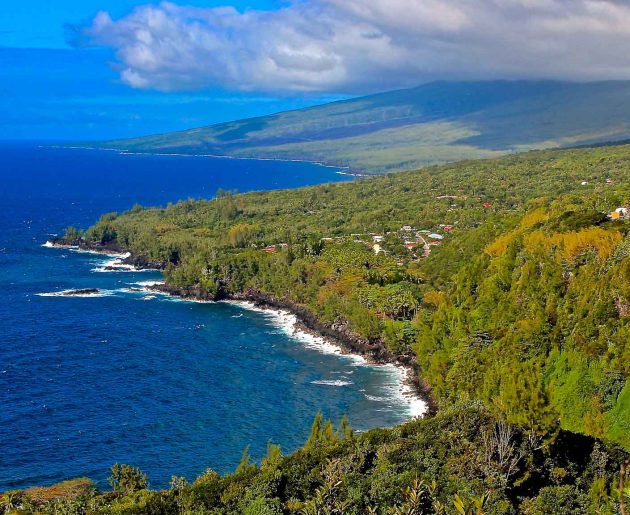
{"left": 0, "top": 0, "right": 342, "bottom": 141}
{"left": 3, "top": 0, "right": 630, "bottom": 140}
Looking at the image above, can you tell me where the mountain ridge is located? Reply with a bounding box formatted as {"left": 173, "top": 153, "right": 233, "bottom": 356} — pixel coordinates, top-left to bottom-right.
{"left": 99, "top": 80, "right": 630, "bottom": 173}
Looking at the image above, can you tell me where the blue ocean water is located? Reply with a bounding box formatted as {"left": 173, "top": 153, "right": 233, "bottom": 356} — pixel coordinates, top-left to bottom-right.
{"left": 0, "top": 144, "right": 421, "bottom": 491}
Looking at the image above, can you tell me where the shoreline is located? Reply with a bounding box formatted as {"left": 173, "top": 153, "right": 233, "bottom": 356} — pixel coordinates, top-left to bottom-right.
{"left": 43, "top": 240, "right": 168, "bottom": 271}
{"left": 151, "top": 282, "right": 437, "bottom": 418}
{"left": 45, "top": 145, "right": 368, "bottom": 174}
{"left": 222, "top": 299, "right": 428, "bottom": 419}
{"left": 44, "top": 239, "right": 437, "bottom": 419}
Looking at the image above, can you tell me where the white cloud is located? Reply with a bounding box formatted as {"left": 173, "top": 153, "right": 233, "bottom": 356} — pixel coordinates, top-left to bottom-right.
{"left": 79, "top": 0, "right": 630, "bottom": 93}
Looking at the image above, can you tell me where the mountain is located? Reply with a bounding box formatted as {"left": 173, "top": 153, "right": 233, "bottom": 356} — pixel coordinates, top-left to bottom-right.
{"left": 100, "top": 80, "right": 630, "bottom": 173}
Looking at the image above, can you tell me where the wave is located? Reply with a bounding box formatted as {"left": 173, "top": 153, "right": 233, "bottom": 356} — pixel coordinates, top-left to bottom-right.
{"left": 223, "top": 300, "right": 428, "bottom": 419}
{"left": 364, "top": 395, "right": 389, "bottom": 402}
{"left": 90, "top": 254, "right": 151, "bottom": 273}
{"left": 62, "top": 145, "right": 352, "bottom": 171}
{"left": 224, "top": 300, "right": 366, "bottom": 364}
{"left": 42, "top": 241, "right": 128, "bottom": 259}
{"left": 134, "top": 280, "right": 165, "bottom": 288}
{"left": 311, "top": 379, "right": 354, "bottom": 387}
{"left": 36, "top": 289, "right": 114, "bottom": 298}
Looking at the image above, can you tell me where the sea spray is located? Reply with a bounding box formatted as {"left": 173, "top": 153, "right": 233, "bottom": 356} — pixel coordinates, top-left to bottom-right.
{"left": 224, "top": 300, "right": 428, "bottom": 419}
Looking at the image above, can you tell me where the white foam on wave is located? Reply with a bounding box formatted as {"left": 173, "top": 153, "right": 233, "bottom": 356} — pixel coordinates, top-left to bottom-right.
{"left": 224, "top": 300, "right": 428, "bottom": 419}
{"left": 224, "top": 300, "right": 365, "bottom": 364}
{"left": 360, "top": 364, "right": 428, "bottom": 419}
{"left": 42, "top": 242, "right": 128, "bottom": 258}
{"left": 311, "top": 379, "right": 354, "bottom": 387}
{"left": 153, "top": 294, "right": 213, "bottom": 304}
{"left": 90, "top": 253, "right": 147, "bottom": 273}
{"left": 36, "top": 289, "right": 114, "bottom": 298}
{"left": 134, "top": 280, "right": 165, "bottom": 288}
{"left": 73, "top": 248, "right": 128, "bottom": 257}
{"left": 364, "top": 395, "right": 389, "bottom": 402}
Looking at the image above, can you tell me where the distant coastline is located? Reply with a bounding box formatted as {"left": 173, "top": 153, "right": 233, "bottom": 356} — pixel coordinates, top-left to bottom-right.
{"left": 46, "top": 144, "right": 362, "bottom": 174}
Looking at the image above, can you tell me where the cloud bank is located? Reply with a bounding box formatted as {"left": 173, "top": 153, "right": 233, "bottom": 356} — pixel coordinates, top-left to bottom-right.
{"left": 79, "top": 0, "right": 630, "bottom": 93}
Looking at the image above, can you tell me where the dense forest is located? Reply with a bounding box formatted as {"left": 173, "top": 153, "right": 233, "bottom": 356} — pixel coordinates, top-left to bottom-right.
{"left": 5, "top": 144, "right": 630, "bottom": 513}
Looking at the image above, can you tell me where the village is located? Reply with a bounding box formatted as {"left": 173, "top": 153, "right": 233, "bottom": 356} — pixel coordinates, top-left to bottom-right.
{"left": 259, "top": 195, "right": 629, "bottom": 258}
{"left": 260, "top": 223, "right": 456, "bottom": 259}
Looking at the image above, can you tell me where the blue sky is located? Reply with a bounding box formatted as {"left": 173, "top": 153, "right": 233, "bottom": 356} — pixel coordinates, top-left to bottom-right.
{"left": 0, "top": 0, "right": 340, "bottom": 141}
{"left": 2, "top": 0, "right": 630, "bottom": 141}
{"left": 1, "top": 0, "right": 280, "bottom": 48}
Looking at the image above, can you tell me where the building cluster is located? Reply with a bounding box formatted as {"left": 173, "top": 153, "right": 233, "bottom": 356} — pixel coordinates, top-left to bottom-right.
{"left": 263, "top": 243, "right": 288, "bottom": 253}
{"left": 365, "top": 224, "right": 455, "bottom": 258}
{"left": 259, "top": 221, "right": 458, "bottom": 259}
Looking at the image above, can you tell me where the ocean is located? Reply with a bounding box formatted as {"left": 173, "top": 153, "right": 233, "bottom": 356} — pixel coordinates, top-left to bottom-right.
{"left": 0, "top": 144, "right": 424, "bottom": 491}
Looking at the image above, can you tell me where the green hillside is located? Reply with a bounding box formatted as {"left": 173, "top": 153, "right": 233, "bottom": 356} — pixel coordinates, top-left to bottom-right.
{"left": 73, "top": 144, "right": 630, "bottom": 448}
{"left": 100, "top": 81, "right": 630, "bottom": 173}
{"left": 18, "top": 144, "right": 630, "bottom": 513}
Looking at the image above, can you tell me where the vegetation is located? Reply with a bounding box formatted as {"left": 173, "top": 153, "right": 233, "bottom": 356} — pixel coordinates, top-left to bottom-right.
{"left": 100, "top": 81, "right": 630, "bottom": 173}
{"left": 3, "top": 404, "right": 629, "bottom": 513}
{"left": 74, "top": 144, "right": 630, "bottom": 447}
{"left": 11, "top": 143, "right": 630, "bottom": 512}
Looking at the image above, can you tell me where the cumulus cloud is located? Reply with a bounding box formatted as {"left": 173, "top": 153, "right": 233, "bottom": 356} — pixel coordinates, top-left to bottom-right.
{"left": 78, "top": 0, "right": 630, "bottom": 93}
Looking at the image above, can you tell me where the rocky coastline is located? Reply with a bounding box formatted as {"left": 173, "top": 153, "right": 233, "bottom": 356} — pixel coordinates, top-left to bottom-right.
{"left": 46, "top": 238, "right": 436, "bottom": 416}
{"left": 48, "top": 238, "right": 169, "bottom": 271}
{"left": 150, "top": 283, "right": 437, "bottom": 416}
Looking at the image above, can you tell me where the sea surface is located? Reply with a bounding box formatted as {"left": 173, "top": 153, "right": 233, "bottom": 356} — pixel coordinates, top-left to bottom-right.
{"left": 0, "top": 144, "right": 423, "bottom": 491}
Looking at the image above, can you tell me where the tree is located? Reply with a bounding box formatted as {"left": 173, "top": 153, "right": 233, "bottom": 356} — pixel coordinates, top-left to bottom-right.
{"left": 228, "top": 223, "right": 258, "bottom": 248}
{"left": 108, "top": 463, "right": 148, "bottom": 493}
{"left": 63, "top": 226, "right": 82, "bottom": 242}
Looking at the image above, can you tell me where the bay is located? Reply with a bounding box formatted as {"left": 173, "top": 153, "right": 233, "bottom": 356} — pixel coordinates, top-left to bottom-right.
{"left": 0, "top": 144, "right": 422, "bottom": 490}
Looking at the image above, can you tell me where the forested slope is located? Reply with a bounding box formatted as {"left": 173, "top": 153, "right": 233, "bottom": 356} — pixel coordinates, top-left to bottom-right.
{"left": 3, "top": 404, "right": 626, "bottom": 513}
{"left": 77, "top": 145, "right": 630, "bottom": 448}
{"left": 9, "top": 144, "right": 630, "bottom": 513}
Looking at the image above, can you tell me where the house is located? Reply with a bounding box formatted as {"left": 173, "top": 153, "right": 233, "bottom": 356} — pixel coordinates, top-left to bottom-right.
{"left": 321, "top": 237, "right": 334, "bottom": 244}
{"left": 404, "top": 243, "right": 417, "bottom": 251}
{"left": 373, "top": 235, "right": 384, "bottom": 243}
{"left": 606, "top": 178, "right": 614, "bottom": 185}
{"left": 401, "top": 225, "right": 413, "bottom": 232}
{"left": 373, "top": 243, "right": 383, "bottom": 254}
{"left": 482, "top": 202, "right": 492, "bottom": 207}
{"left": 442, "top": 225, "right": 454, "bottom": 232}
{"left": 263, "top": 245, "right": 277, "bottom": 253}
{"left": 611, "top": 207, "right": 629, "bottom": 220}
